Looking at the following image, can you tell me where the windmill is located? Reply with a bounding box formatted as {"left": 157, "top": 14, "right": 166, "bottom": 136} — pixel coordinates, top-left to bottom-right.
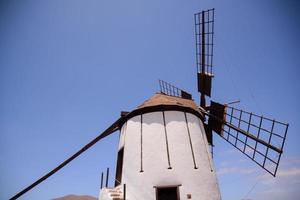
{"left": 10, "top": 8, "right": 288, "bottom": 200}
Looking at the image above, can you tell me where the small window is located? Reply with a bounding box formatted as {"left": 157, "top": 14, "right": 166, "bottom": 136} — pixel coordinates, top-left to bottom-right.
{"left": 156, "top": 186, "right": 180, "bottom": 200}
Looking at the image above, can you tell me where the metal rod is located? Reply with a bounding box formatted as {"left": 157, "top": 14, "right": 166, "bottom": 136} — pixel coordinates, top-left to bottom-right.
{"left": 194, "top": 14, "right": 199, "bottom": 73}
{"left": 159, "top": 80, "right": 162, "bottom": 93}
{"left": 211, "top": 9, "right": 215, "bottom": 74}
{"left": 105, "top": 168, "right": 109, "bottom": 188}
{"left": 200, "top": 11, "right": 206, "bottom": 108}
{"left": 184, "top": 112, "right": 197, "bottom": 169}
{"left": 199, "top": 118, "right": 213, "bottom": 172}
{"left": 123, "top": 184, "right": 126, "bottom": 200}
{"left": 243, "top": 113, "right": 252, "bottom": 153}
{"left": 140, "top": 114, "right": 144, "bottom": 172}
{"left": 263, "top": 120, "right": 275, "bottom": 167}
{"left": 274, "top": 123, "right": 289, "bottom": 175}
{"left": 227, "top": 108, "right": 234, "bottom": 141}
{"left": 100, "top": 172, "right": 104, "bottom": 189}
{"left": 253, "top": 116, "right": 263, "bottom": 159}
{"left": 163, "top": 111, "right": 172, "bottom": 169}
{"left": 226, "top": 100, "right": 241, "bottom": 105}
{"left": 234, "top": 110, "right": 243, "bottom": 146}
{"left": 206, "top": 10, "right": 210, "bottom": 74}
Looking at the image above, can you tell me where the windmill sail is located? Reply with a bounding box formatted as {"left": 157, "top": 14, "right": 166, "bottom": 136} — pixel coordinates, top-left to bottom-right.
{"left": 194, "top": 9, "right": 215, "bottom": 107}
{"left": 203, "top": 103, "right": 288, "bottom": 176}
{"left": 159, "top": 79, "right": 192, "bottom": 100}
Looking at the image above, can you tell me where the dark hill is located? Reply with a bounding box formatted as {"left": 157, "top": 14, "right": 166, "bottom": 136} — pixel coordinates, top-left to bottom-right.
{"left": 53, "top": 194, "right": 97, "bottom": 200}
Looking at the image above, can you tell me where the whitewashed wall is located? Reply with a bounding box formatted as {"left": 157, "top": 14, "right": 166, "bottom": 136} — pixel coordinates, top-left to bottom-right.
{"left": 119, "top": 111, "right": 221, "bottom": 200}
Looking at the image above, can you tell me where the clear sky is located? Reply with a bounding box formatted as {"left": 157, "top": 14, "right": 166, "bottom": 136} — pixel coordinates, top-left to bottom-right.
{"left": 1, "top": 0, "right": 299, "bottom": 200}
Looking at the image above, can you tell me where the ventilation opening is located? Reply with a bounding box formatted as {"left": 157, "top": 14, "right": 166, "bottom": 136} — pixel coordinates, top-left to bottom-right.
{"left": 115, "top": 148, "right": 124, "bottom": 186}
{"left": 156, "top": 186, "right": 180, "bottom": 200}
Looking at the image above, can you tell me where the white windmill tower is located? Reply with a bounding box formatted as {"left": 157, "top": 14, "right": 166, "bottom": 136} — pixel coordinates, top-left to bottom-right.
{"left": 108, "top": 88, "right": 221, "bottom": 200}
{"left": 10, "top": 8, "right": 289, "bottom": 200}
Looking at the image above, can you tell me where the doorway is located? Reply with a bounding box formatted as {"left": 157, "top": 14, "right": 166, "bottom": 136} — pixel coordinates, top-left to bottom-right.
{"left": 156, "top": 186, "right": 180, "bottom": 200}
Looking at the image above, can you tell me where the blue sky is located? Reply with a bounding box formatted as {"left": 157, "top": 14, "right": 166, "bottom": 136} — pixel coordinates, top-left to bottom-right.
{"left": 0, "top": 0, "right": 299, "bottom": 199}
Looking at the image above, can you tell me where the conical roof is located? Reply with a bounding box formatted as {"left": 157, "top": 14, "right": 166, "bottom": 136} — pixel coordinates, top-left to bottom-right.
{"left": 138, "top": 93, "right": 201, "bottom": 115}
{"left": 120, "top": 93, "right": 203, "bottom": 125}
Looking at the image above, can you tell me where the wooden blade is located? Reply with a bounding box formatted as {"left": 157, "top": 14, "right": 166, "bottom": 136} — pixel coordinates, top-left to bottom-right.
{"left": 202, "top": 105, "right": 288, "bottom": 176}
{"left": 10, "top": 116, "right": 124, "bottom": 200}
{"left": 208, "top": 101, "right": 227, "bottom": 135}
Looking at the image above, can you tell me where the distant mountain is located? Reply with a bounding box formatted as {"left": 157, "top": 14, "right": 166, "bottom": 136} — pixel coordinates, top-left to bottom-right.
{"left": 53, "top": 194, "right": 97, "bottom": 200}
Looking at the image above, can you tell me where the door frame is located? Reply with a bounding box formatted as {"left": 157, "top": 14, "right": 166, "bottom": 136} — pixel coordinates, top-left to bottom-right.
{"left": 115, "top": 147, "right": 124, "bottom": 186}
{"left": 154, "top": 184, "right": 181, "bottom": 200}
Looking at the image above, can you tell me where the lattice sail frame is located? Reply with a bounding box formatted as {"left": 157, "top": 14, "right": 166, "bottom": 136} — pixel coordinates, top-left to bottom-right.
{"left": 159, "top": 79, "right": 192, "bottom": 100}
{"left": 219, "top": 106, "right": 289, "bottom": 176}
{"left": 194, "top": 8, "right": 215, "bottom": 75}
{"left": 194, "top": 9, "right": 215, "bottom": 98}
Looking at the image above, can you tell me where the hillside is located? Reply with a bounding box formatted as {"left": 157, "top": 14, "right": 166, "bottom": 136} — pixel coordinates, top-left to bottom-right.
{"left": 53, "top": 194, "right": 97, "bottom": 200}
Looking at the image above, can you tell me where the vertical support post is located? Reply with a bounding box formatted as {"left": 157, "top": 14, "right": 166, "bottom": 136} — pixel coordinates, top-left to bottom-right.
{"left": 210, "top": 9, "right": 215, "bottom": 75}
{"left": 234, "top": 110, "right": 243, "bottom": 146}
{"left": 200, "top": 11, "right": 206, "bottom": 108}
{"left": 253, "top": 116, "right": 263, "bottom": 159}
{"left": 184, "top": 112, "right": 197, "bottom": 169}
{"left": 140, "top": 115, "right": 144, "bottom": 172}
{"left": 123, "top": 184, "right": 126, "bottom": 200}
{"left": 227, "top": 108, "right": 234, "bottom": 140}
{"left": 274, "top": 123, "right": 289, "bottom": 176}
{"left": 162, "top": 111, "right": 172, "bottom": 169}
{"left": 243, "top": 113, "right": 252, "bottom": 153}
{"left": 100, "top": 172, "right": 104, "bottom": 189}
{"left": 159, "top": 80, "right": 162, "bottom": 93}
{"left": 263, "top": 120, "right": 275, "bottom": 167}
{"left": 105, "top": 168, "right": 109, "bottom": 188}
